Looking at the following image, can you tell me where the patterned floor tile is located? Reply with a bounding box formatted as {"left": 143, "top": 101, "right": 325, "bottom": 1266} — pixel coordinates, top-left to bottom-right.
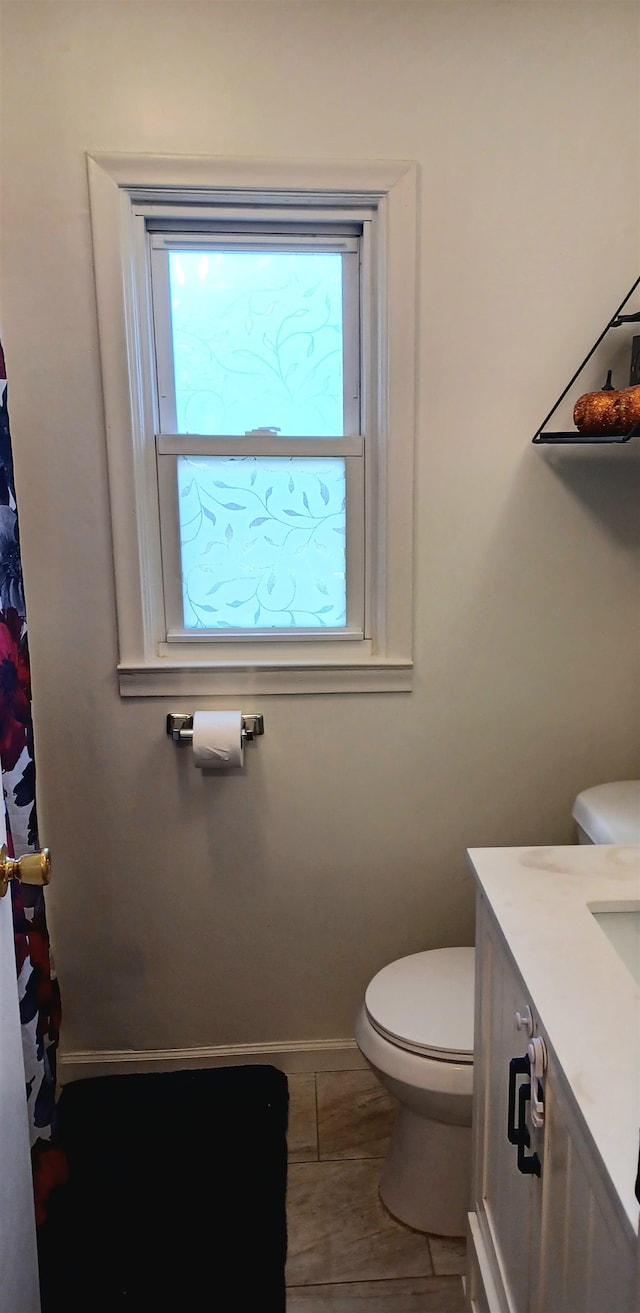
{"left": 316, "top": 1069, "right": 396, "bottom": 1161}
{"left": 286, "top": 1275, "right": 465, "bottom": 1311}
{"left": 288, "top": 1073, "right": 318, "bottom": 1162}
{"left": 286, "top": 1158, "right": 433, "bottom": 1286}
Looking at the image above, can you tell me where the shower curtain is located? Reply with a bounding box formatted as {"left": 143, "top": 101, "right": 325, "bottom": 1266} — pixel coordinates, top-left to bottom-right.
{"left": 0, "top": 340, "right": 65, "bottom": 1225}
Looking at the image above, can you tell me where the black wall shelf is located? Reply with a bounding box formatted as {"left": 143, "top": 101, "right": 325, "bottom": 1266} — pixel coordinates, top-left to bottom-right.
{"left": 532, "top": 275, "right": 640, "bottom": 445}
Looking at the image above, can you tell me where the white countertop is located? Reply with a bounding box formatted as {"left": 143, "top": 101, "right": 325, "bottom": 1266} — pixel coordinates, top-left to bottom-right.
{"left": 467, "top": 843, "right": 640, "bottom": 1233}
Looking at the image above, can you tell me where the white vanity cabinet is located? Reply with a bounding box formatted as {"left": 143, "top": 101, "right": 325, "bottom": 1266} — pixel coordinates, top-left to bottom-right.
{"left": 466, "top": 846, "right": 640, "bottom": 1313}
{"left": 467, "top": 897, "right": 541, "bottom": 1313}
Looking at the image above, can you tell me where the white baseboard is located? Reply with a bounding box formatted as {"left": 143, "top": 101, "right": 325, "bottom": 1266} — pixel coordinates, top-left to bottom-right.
{"left": 59, "top": 1038, "right": 366, "bottom": 1084}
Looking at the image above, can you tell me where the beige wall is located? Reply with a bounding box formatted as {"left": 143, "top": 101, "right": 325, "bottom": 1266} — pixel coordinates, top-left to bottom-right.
{"left": 1, "top": 0, "right": 639, "bottom": 1063}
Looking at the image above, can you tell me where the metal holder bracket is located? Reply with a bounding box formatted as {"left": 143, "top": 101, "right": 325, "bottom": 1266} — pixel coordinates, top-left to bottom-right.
{"left": 166, "top": 712, "right": 265, "bottom": 744}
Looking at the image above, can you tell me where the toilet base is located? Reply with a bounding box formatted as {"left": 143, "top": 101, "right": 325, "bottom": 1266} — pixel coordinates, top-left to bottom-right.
{"left": 379, "top": 1105, "right": 471, "bottom": 1237}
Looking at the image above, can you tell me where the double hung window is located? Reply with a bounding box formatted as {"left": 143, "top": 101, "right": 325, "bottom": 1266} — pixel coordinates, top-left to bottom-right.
{"left": 87, "top": 155, "right": 416, "bottom": 694}
{"left": 151, "top": 225, "right": 363, "bottom": 642}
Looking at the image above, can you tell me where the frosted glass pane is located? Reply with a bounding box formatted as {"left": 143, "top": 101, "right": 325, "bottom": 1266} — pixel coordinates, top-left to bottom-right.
{"left": 168, "top": 251, "right": 344, "bottom": 436}
{"left": 177, "top": 456, "right": 346, "bottom": 629}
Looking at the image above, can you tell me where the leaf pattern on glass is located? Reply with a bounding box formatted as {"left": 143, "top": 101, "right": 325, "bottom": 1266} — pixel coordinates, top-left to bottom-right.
{"left": 177, "top": 455, "right": 346, "bottom": 629}
{"left": 168, "top": 250, "right": 344, "bottom": 435}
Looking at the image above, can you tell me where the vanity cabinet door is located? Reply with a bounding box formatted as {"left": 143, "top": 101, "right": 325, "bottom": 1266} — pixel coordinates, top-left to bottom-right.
{"left": 469, "top": 892, "right": 638, "bottom": 1313}
{"left": 469, "top": 895, "right": 543, "bottom": 1313}
{"left": 536, "top": 1060, "right": 636, "bottom": 1313}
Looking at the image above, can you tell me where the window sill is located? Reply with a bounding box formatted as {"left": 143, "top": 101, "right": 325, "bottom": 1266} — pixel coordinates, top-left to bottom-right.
{"left": 117, "top": 659, "right": 413, "bottom": 697}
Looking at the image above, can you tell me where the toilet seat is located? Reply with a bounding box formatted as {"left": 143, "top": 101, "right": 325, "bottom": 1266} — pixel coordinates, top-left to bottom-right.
{"left": 364, "top": 947, "right": 475, "bottom": 1064}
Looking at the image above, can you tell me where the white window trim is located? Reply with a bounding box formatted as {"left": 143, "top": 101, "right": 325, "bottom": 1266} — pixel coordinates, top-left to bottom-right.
{"left": 86, "top": 153, "right": 417, "bottom": 696}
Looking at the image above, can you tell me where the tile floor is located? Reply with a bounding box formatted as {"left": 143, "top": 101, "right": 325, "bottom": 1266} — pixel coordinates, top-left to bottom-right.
{"left": 285, "top": 1069, "right": 466, "bottom": 1311}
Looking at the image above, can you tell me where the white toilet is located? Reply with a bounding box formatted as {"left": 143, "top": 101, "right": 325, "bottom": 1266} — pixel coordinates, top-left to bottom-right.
{"left": 354, "top": 946, "right": 474, "bottom": 1236}
{"left": 355, "top": 780, "right": 640, "bottom": 1239}
{"left": 572, "top": 779, "right": 640, "bottom": 845}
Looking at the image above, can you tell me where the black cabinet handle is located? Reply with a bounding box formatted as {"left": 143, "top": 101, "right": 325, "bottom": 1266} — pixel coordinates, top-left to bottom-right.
{"left": 507, "top": 1055, "right": 530, "bottom": 1145}
{"left": 507, "top": 1051, "right": 543, "bottom": 1176}
{"left": 516, "top": 1081, "right": 541, "bottom": 1177}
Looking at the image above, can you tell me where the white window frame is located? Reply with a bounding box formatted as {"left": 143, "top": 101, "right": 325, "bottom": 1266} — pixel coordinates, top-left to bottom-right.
{"left": 87, "top": 153, "right": 417, "bottom": 696}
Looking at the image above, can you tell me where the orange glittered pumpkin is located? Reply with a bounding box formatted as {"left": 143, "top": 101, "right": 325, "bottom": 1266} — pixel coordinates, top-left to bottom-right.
{"left": 574, "top": 372, "right": 640, "bottom": 436}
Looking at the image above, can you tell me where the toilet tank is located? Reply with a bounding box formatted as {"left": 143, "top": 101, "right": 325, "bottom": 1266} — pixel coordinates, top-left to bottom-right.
{"left": 572, "top": 781, "right": 640, "bottom": 844}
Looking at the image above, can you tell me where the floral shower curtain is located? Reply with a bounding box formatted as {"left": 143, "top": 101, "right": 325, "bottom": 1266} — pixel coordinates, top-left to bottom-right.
{"left": 0, "top": 340, "right": 65, "bottom": 1224}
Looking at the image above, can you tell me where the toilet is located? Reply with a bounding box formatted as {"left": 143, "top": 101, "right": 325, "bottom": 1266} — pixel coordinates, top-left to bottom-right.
{"left": 572, "top": 779, "right": 640, "bottom": 845}
{"left": 355, "top": 780, "right": 640, "bottom": 1238}
{"left": 354, "top": 946, "right": 474, "bottom": 1236}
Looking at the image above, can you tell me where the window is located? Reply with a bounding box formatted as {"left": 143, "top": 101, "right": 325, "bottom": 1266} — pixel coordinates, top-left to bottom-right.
{"left": 153, "top": 228, "right": 362, "bottom": 641}
{"left": 87, "top": 154, "right": 417, "bottom": 695}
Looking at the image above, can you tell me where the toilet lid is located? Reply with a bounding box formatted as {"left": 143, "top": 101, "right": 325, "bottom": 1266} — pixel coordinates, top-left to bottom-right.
{"left": 364, "top": 948, "right": 475, "bottom": 1062}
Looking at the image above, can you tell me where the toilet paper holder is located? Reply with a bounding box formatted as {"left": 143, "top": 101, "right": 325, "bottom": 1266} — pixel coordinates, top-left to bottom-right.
{"left": 166, "top": 712, "right": 265, "bottom": 744}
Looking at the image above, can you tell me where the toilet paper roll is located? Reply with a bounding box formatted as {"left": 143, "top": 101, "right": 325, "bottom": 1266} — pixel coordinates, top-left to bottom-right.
{"left": 192, "top": 710, "right": 244, "bottom": 770}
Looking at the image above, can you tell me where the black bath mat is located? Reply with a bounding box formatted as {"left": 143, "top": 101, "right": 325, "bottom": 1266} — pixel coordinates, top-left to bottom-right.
{"left": 37, "top": 1064, "right": 288, "bottom": 1311}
